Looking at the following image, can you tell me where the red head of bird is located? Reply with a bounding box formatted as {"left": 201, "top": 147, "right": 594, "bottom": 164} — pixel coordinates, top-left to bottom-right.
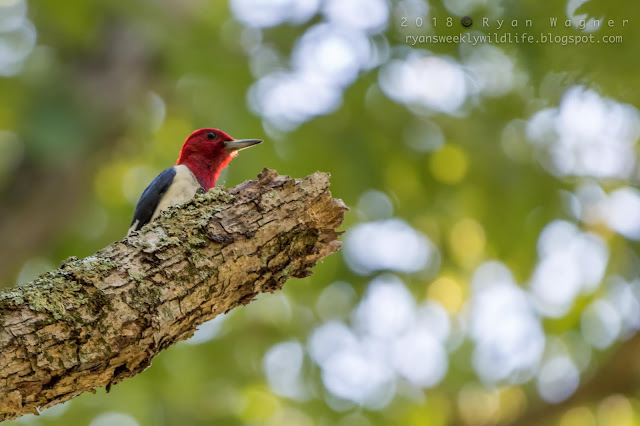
{"left": 176, "top": 128, "right": 262, "bottom": 190}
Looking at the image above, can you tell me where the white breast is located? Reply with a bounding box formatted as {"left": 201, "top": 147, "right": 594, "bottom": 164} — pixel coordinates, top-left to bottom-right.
{"left": 152, "top": 164, "right": 201, "bottom": 221}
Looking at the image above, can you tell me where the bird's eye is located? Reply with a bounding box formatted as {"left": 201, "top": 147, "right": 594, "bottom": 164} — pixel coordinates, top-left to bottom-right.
{"left": 206, "top": 131, "right": 217, "bottom": 140}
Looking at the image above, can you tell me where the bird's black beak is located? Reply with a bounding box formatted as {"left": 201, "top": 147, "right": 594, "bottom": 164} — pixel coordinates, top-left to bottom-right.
{"left": 224, "top": 139, "right": 263, "bottom": 152}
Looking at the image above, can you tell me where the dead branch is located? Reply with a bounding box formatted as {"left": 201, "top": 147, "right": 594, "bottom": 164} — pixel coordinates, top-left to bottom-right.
{"left": 0, "top": 168, "right": 347, "bottom": 421}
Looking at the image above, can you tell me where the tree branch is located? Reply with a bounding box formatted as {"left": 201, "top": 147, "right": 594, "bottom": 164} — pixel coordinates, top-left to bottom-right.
{"left": 0, "top": 169, "right": 348, "bottom": 421}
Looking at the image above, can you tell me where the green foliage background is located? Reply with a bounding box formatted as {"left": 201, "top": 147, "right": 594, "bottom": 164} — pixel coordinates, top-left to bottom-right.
{"left": 0, "top": 0, "right": 639, "bottom": 425}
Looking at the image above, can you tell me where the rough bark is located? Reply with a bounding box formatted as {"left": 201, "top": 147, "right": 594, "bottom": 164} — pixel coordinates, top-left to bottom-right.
{"left": 0, "top": 169, "right": 347, "bottom": 421}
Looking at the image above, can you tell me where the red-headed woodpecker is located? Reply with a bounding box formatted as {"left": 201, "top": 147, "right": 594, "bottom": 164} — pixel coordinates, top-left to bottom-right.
{"left": 128, "top": 128, "right": 262, "bottom": 234}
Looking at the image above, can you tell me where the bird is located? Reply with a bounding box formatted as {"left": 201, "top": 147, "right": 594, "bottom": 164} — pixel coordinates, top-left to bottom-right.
{"left": 128, "top": 128, "right": 262, "bottom": 234}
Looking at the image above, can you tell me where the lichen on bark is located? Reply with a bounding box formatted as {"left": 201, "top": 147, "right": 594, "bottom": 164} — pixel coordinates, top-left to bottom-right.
{"left": 0, "top": 168, "right": 347, "bottom": 421}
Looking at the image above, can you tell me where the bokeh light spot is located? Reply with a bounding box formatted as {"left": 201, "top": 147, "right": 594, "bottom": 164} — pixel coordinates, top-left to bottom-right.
{"left": 597, "top": 394, "right": 634, "bottom": 426}
{"left": 457, "top": 384, "right": 499, "bottom": 425}
{"left": 322, "top": 0, "right": 389, "bottom": 34}
{"left": 391, "top": 326, "right": 448, "bottom": 387}
{"left": 530, "top": 221, "right": 609, "bottom": 318}
{"left": 580, "top": 299, "right": 621, "bottom": 349}
{"left": 230, "top": 0, "right": 320, "bottom": 28}
{"left": 315, "top": 281, "right": 357, "bottom": 321}
{"left": 16, "top": 257, "right": 54, "bottom": 285}
{"left": 356, "top": 189, "right": 394, "bottom": 221}
{"left": 184, "top": 314, "right": 227, "bottom": 345}
{"left": 404, "top": 119, "right": 445, "bottom": 153}
{"left": 604, "top": 187, "right": 640, "bottom": 240}
{"left": 429, "top": 144, "right": 469, "bottom": 184}
{"left": 263, "top": 341, "right": 307, "bottom": 400}
{"left": 470, "top": 262, "right": 545, "bottom": 384}
{"left": 89, "top": 413, "right": 139, "bottom": 426}
{"left": 559, "top": 406, "right": 597, "bottom": 426}
{"left": 427, "top": 274, "right": 465, "bottom": 313}
{"left": 240, "top": 385, "right": 281, "bottom": 423}
{"left": 343, "top": 219, "right": 436, "bottom": 275}
{"left": 526, "top": 86, "right": 640, "bottom": 179}
{"left": 536, "top": 356, "right": 579, "bottom": 403}
{"left": 497, "top": 387, "right": 528, "bottom": 424}
{"left": 449, "top": 218, "right": 486, "bottom": 267}
{"left": 379, "top": 53, "right": 468, "bottom": 115}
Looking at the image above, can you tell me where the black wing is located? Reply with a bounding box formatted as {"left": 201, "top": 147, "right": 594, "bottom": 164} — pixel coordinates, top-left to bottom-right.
{"left": 130, "top": 167, "right": 176, "bottom": 231}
